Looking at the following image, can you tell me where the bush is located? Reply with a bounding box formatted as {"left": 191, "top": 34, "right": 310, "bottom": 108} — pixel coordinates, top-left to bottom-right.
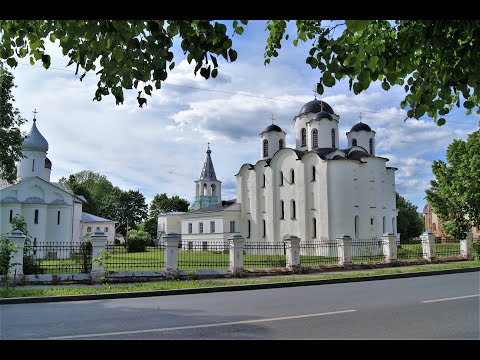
{"left": 473, "top": 241, "right": 480, "bottom": 261}
{"left": 126, "top": 229, "right": 152, "bottom": 253}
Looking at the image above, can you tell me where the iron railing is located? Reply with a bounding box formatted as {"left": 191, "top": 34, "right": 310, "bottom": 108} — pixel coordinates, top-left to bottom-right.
{"left": 350, "top": 239, "right": 385, "bottom": 263}
{"left": 23, "top": 241, "right": 92, "bottom": 275}
{"left": 397, "top": 239, "right": 427, "bottom": 260}
{"left": 243, "top": 241, "right": 286, "bottom": 268}
{"left": 299, "top": 241, "right": 339, "bottom": 265}
{"left": 177, "top": 240, "right": 230, "bottom": 270}
{"left": 435, "top": 239, "right": 461, "bottom": 258}
{"left": 103, "top": 242, "right": 165, "bottom": 272}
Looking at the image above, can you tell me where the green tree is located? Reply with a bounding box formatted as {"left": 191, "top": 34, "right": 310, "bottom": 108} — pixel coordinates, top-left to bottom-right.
{"left": 0, "top": 63, "right": 26, "bottom": 183}
{"left": 137, "top": 218, "right": 158, "bottom": 240}
{"left": 110, "top": 190, "right": 148, "bottom": 237}
{"left": 1, "top": 20, "right": 478, "bottom": 124}
{"left": 125, "top": 229, "right": 151, "bottom": 253}
{"left": 425, "top": 129, "right": 480, "bottom": 239}
{"left": 396, "top": 192, "right": 424, "bottom": 241}
{"left": 149, "top": 193, "right": 189, "bottom": 218}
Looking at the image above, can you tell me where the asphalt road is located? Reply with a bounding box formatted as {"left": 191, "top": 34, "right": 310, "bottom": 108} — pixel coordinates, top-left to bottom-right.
{"left": 1, "top": 272, "right": 478, "bottom": 340}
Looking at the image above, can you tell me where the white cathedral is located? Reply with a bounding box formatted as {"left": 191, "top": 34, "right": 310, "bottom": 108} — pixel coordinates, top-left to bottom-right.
{"left": 0, "top": 115, "right": 117, "bottom": 245}
{"left": 159, "top": 98, "right": 399, "bottom": 244}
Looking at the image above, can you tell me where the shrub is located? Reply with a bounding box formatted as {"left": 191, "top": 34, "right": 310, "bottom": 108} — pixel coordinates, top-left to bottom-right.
{"left": 473, "top": 241, "right": 480, "bottom": 261}
{"left": 0, "top": 235, "right": 17, "bottom": 280}
{"left": 126, "top": 229, "right": 152, "bottom": 253}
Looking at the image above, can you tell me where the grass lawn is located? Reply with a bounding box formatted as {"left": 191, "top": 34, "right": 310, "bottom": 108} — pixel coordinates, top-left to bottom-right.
{"left": 1, "top": 261, "right": 478, "bottom": 299}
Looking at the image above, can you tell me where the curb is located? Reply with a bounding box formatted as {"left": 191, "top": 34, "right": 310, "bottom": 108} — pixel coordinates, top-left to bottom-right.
{"left": 1, "top": 266, "right": 479, "bottom": 305}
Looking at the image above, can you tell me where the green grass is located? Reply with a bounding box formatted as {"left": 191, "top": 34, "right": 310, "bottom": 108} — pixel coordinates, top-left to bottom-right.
{"left": 2, "top": 260, "right": 478, "bottom": 299}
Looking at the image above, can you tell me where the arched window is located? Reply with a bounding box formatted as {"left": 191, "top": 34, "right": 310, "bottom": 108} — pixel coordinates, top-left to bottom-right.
{"left": 369, "top": 138, "right": 374, "bottom": 155}
{"left": 312, "top": 166, "right": 316, "bottom": 181}
{"left": 392, "top": 217, "right": 396, "bottom": 234}
{"left": 262, "top": 219, "right": 266, "bottom": 238}
{"left": 34, "top": 209, "right": 39, "bottom": 224}
{"left": 312, "top": 129, "right": 318, "bottom": 148}
{"left": 247, "top": 220, "right": 251, "bottom": 238}
{"left": 313, "top": 217, "right": 317, "bottom": 238}
{"left": 87, "top": 226, "right": 92, "bottom": 233}
{"left": 383, "top": 216, "right": 386, "bottom": 234}
{"left": 96, "top": 227, "right": 100, "bottom": 231}
{"left": 291, "top": 200, "right": 296, "bottom": 219}
{"left": 301, "top": 128, "right": 306, "bottom": 147}
{"left": 279, "top": 139, "right": 284, "bottom": 149}
{"left": 9, "top": 210, "right": 13, "bottom": 223}
{"left": 32, "top": 159, "right": 35, "bottom": 172}
{"left": 291, "top": 169, "right": 295, "bottom": 184}
{"left": 263, "top": 139, "right": 268, "bottom": 157}
{"left": 331, "top": 129, "right": 336, "bottom": 148}
{"left": 280, "top": 200, "right": 285, "bottom": 219}
{"left": 354, "top": 215, "right": 359, "bottom": 238}
{"left": 352, "top": 138, "right": 357, "bottom": 146}
{"left": 105, "top": 227, "right": 109, "bottom": 233}
{"left": 211, "top": 184, "right": 215, "bottom": 196}
{"left": 57, "top": 210, "right": 61, "bottom": 225}
{"left": 432, "top": 223, "right": 436, "bottom": 231}
{"left": 203, "top": 183, "right": 207, "bottom": 196}
{"left": 279, "top": 171, "right": 284, "bottom": 186}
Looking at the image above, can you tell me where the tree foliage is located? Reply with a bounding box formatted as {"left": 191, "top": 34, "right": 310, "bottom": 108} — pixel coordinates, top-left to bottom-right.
{"left": 137, "top": 218, "right": 158, "bottom": 240}
{"left": 149, "top": 193, "right": 189, "bottom": 218}
{"left": 126, "top": 229, "right": 152, "bottom": 253}
{"left": 425, "top": 129, "right": 480, "bottom": 239}
{"left": 1, "top": 20, "right": 478, "bottom": 124}
{"left": 0, "top": 63, "right": 26, "bottom": 183}
{"left": 396, "top": 192, "right": 424, "bottom": 241}
{"left": 108, "top": 189, "right": 148, "bottom": 237}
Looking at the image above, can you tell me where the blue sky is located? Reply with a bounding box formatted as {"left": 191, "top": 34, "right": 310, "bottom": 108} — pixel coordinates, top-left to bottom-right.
{"left": 9, "top": 20, "right": 478, "bottom": 213}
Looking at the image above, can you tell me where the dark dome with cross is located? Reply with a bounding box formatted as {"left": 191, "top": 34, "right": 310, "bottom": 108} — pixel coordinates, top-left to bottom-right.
{"left": 298, "top": 99, "right": 334, "bottom": 116}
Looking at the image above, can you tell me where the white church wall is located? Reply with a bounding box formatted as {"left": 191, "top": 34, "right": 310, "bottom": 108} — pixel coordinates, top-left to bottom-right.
{"left": 46, "top": 206, "right": 73, "bottom": 242}
{"left": 309, "top": 119, "right": 339, "bottom": 149}
{"left": 17, "top": 151, "right": 47, "bottom": 181}
{"left": 347, "top": 131, "right": 375, "bottom": 155}
{"left": 294, "top": 114, "right": 310, "bottom": 150}
{"left": 261, "top": 131, "right": 285, "bottom": 159}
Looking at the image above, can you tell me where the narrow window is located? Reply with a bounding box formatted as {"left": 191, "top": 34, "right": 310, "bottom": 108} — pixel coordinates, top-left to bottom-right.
{"left": 210, "top": 221, "right": 215, "bottom": 233}
{"left": 199, "top": 222, "right": 204, "bottom": 233}
{"left": 57, "top": 210, "right": 61, "bottom": 225}
{"left": 279, "top": 171, "right": 283, "bottom": 186}
{"left": 291, "top": 169, "right": 295, "bottom": 184}
{"left": 301, "top": 128, "right": 306, "bottom": 147}
{"left": 369, "top": 138, "right": 374, "bottom": 155}
{"left": 312, "top": 166, "right": 316, "bottom": 181}
{"left": 263, "top": 139, "right": 268, "bottom": 157}
{"left": 34, "top": 209, "right": 39, "bottom": 224}
{"left": 383, "top": 216, "right": 386, "bottom": 234}
{"left": 262, "top": 219, "right": 266, "bottom": 238}
{"left": 352, "top": 138, "right": 357, "bottom": 146}
{"left": 262, "top": 174, "right": 266, "bottom": 188}
{"left": 230, "top": 220, "right": 235, "bottom": 233}
{"left": 32, "top": 159, "right": 35, "bottom": 172}
{"left": 105, "top": 227, "right": 108, "bottom": 233}
{"left": 313, "top": 217, "right": 317, "bottom": 238}
{"left": 432, "top": 223, "right": 436, "bottom": 231}
{"left": 280, "top": 200, "right": 285, "bottom": 219}
{"left": 279, "top": 139, "right": 284, "bottom": 149}
{"left": 312, "top": 129, "right": 318, "bottom": 148}
{"left": 188, "top": 222, "right": 193, "bottom": 234}
{"left": 9, "top": 210, "right": 13, "bottom": 223}
{"left": 96, "top": 226, "right": 100, "bottom": 231}
{"left": 247, "top": 220, "right": 251, "bottom": 238}
{"left": 87, "top": 226, "right": 91, "bottom": 233}
{"left": 370, "top": 218, "right": 374, "bottom": 226}
{"left": 392, "top": 218, "right": 396, "bottom": 233}
{"left": 291, "top": 200, "right": 296, "bottom": 219}
{"left": 354, "top": 215, "right": 359, "bottom": 238}
{"left": 331, "top": 129, "right": 336, "bottom": 148}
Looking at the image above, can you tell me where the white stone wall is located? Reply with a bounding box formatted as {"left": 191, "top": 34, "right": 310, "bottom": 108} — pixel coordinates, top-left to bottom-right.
{"left": 308, "top": 117, "right": 339, "bottom": 149}
{"left": 260, "top": 130, "right": 286, "bottom": 159}
{"left": 17, "top": 151, "right": 48, "bottom": 181}
{"left": 80, "top": 221, "right": 116, "bottom": 242}
{"left": 347, "top": 130, "right": 376, "bottom": 155}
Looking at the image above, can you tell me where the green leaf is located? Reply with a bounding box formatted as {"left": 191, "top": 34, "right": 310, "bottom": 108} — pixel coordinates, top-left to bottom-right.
{"left": 228, "top": 49, "right": 237, "bottom": 62}
{"left": 200, "top": 67, "right": 210, "bottom": 79}
{"left": 345, "top": 20, "right": 370, "bottom": 33}
{"left": 382, "top": 81, "right": 390, "bottom": 91}
{"left": 323, "top": 72, "right": 335, "bottom": 87}
{"left": 353, "top": 82, "right": 363, "bottom": 94}
{"left": 211, "top": 68, "right": 218, "bottom": 78}
{"left": 464, "top": 100, "right": 474, "bottom": 109}
{"left": 436, "top": 118, "right": 446, "bottom": 126}
{"left": 169, "top": 62, "right": 175, "bottom": 71}
{"left": 6, "top": 57, "right": 17, "bottom": 67}
{"left": 41, "top": 54, "right": 51, "bottom": 69}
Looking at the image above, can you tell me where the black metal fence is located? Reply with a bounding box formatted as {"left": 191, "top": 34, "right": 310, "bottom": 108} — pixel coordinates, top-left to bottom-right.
{"left": 299, "top": 241, "right": 339, "bottom": 265}
{"left": 23, "top": 241, "right": 92, "bottom": 275}
{"left": 243, "top": 241, "right": 286, "bottom": 268}
{"left": 177, "top": 241, "right": 230, "bottom": 270}
{"left": 103, "top": 242, "right": 165, "bottom": 272}
{"left": 351, "top": 239, "right": 385, "bottom": 263}
{"left": 397, "top": 239, "right": 427, "bottom": 260}
{"left": 435, "top": 239, "right": 461, "bottom": 258}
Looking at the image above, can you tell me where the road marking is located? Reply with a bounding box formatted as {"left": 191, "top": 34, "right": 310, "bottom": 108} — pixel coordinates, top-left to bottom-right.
{"left": 421, "top": 294, "right": 480, "bottom": 303}
{"left": 48, "top": 309, "right": 357, "bottom": 339}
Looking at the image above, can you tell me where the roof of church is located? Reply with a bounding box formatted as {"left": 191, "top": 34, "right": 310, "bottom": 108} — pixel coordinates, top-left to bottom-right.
{"left": 81, "top": 212, "right": 116, "bottom": 223}
{"left": 350, "top": 122, "right": 372, "bottom": 132}
{"left": 298, "top": 99, "right": 334, "bottom": 116}
{"left": 22, "top": 118, "right": 49, "bottom": 152}
{"left": 313, "top": 111, "right": 334, "bottom": 121}
{"left": 199, "top": 145, "right": 217, "bottom": 181}
{"left": 188, "top": 199, "right": 237, "bottom": 214}
{"left": 260, "top": 124, "right": 284, "bottom": 135}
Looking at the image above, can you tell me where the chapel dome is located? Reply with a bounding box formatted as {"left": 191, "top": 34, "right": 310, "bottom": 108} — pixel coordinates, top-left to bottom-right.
{"left": 22, "top": 119, "right": 49, "bottom": 152}
{"left": 313, "top": 111, "right": 334, "bottom": 121}
{"left": 298, "top": 99, "right": 334, "bottom": 116}
{"left": 350, "top": 122, "right": 372, "bottom": 132}
{"left": 262, "top": 124, "right": 283, "bottom": 133}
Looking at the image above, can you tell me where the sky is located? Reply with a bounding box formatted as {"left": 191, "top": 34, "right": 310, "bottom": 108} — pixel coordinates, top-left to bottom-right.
{"left": 8, "top": 20, "right": 479, "bottom": 213}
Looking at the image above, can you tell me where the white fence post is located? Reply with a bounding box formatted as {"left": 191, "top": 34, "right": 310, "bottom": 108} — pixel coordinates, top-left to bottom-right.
{"left": 229, "top": 234, "right": 245, "bottom": 272}
{"left": 8, "top": 230, "right": 26, "bottom": 277}
{"left": 283, "top": 234, "right": 301, "bottom": 267}
{"left": 91, "top": 230, "right": 107, "bottom": 273}
{"left": 337, "top": 235, "right": 352, "bottom": 266}
{"left": 164, "top": 232, "right": 181, "bottom": 271}
{"left": 460, "top": 232, "right": 473, "bottom": 259}
{"left": 382, "top": 233, "right": 398, "bottom": 263}
{"left": 420, "top": 232, "right": 436, "bottom": 260}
